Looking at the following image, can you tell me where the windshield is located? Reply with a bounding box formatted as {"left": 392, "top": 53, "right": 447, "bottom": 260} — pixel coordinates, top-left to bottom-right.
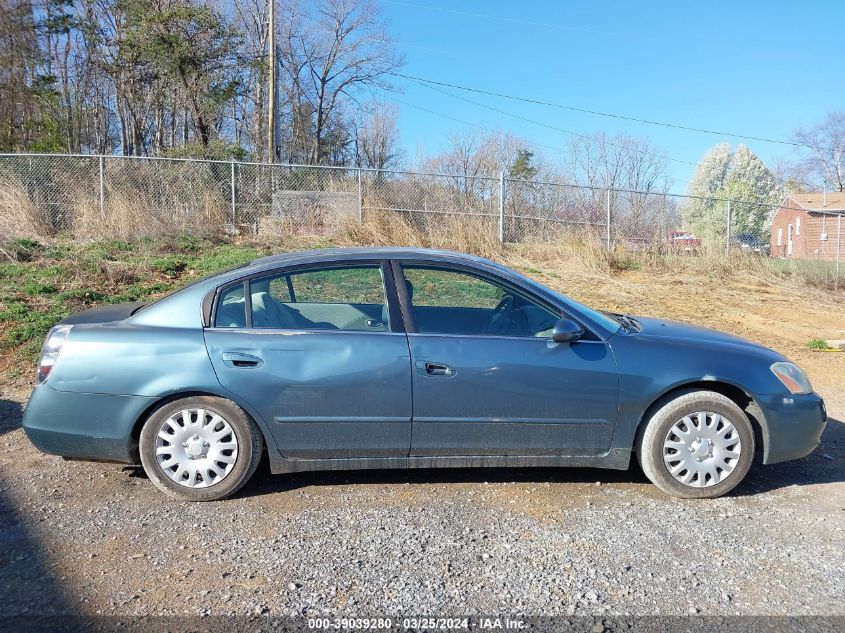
{"left": 515, "top": 275, "right": 622, "bottom": 334}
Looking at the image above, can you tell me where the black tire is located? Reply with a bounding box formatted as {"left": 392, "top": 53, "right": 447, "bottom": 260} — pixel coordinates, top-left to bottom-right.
{"left": 637, "top": 389, "right": 755, "bottom": 499}
{"left": 139, "top": 396, "right": 263, "bottom": 502}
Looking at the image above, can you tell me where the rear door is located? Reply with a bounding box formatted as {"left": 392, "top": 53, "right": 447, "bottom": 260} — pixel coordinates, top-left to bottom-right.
{"left": 205, "top": 261, "right": 412, "bottom": 459}
{"left": 396, "top": 263, "right": 619, "bottom": 457}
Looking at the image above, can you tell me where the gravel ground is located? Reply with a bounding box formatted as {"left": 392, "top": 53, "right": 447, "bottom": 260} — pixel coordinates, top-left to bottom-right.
{"left": 0, "top": 387, "right": 843, "bottom": 620}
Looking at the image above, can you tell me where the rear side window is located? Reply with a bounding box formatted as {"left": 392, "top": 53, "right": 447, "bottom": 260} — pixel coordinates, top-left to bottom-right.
{"left": 290, "top": 268, "right": 384, "bottom": 304}
{"left": 214, "top": 283, "right": 246, "bottom": 328}
{"left": 250, "top": 265, "right": 390, "bottom": 332}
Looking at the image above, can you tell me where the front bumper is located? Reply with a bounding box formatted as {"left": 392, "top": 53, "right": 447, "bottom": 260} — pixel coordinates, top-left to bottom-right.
{"left": 22, "top": 384, "right": 156, "bottom": 463}
{"left": 756, "top": 392, "right": 827, "bottom": 464}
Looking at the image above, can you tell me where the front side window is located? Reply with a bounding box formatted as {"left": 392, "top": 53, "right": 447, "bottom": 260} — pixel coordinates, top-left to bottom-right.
{"left": 250, "top": 265, "right": 390, "bottom": 331}
{"left": 402, "top": 266, "right": 558, "bottom": 338}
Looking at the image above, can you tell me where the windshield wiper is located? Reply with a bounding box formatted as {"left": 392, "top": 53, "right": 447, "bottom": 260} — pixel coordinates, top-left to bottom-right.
{"left": 620, "top": 314, "right": 641, "bottom": 332}
{"left": 605, "top": 312, "right": 641, "bottom": 333}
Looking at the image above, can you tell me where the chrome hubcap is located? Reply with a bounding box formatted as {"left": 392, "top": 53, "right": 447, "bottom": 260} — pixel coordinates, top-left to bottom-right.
{"left": 663, "top": 411, "right": 742, "bottom": 488}
{"left": 154, "top": 408, "right": 238, "bottom": 488}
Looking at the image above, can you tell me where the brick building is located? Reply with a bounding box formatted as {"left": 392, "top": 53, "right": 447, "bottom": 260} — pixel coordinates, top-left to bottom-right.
{"left": 770, "top": 192, "right": 845, "bottom": 260}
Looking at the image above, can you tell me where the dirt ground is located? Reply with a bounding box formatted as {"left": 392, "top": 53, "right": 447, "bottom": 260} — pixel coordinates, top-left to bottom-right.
{"left": 0, "top": 264, "right": 843, "bottom": 622}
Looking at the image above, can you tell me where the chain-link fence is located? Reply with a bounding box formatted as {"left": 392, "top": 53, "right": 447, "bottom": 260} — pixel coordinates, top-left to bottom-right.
{"left": 0, "top": 153, "right": 842, "bottom": 285}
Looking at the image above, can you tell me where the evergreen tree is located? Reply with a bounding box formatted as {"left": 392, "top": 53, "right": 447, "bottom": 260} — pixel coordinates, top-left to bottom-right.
{"left": 508, "top": 149, "right": 538, "bottom": 180}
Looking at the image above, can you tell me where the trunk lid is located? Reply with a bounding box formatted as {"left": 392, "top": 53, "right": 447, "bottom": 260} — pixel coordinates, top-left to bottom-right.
{"left": 59, "top": 302, "right": 146, "bottom": 325}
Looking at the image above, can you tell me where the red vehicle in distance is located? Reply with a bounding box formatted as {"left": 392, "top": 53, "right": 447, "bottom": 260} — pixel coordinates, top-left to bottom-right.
{"left": 666, "top": 230, "right": 702, "bottom": 252}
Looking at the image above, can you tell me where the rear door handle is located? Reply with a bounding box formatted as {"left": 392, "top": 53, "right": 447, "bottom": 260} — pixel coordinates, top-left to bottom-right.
{"left": 416, "top": 360, "right": 456, "bottom": 377}
{"left": 222, "top": 352, "right": 263, "bottom": 368}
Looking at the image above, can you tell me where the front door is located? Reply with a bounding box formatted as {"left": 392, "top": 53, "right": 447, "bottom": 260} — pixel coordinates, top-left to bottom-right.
{"left": 205, "top": 262, "right": 412, "bottom": 459}
{"left": 397, "top": 264, "right": 619, "bottom": 457}
{"left": 787, "top": 224, "right": 794, "bottom": 256}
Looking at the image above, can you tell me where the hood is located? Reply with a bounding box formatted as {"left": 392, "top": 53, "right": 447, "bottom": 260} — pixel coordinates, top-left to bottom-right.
{"left": 59, "top": 302, "right": 146, "bottom": 326}
{"left": 632, "top": 316, "right": 778, "bottom": 356}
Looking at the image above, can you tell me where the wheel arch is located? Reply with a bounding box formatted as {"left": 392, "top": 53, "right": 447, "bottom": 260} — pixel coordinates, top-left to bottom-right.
{"left": 633, "top": 380, "right": 768, "bottom": 460}
{"left": 128, "top": 389, "right": 275, "bottom": 464}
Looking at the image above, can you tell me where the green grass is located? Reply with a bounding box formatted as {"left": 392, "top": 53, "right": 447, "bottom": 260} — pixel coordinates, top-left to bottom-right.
{"left": 806, "top": 338, "right": 836, "bottom": 351}
{"left": 403, "top": 267, "right": 503, "bottom": 308}
{"left": 0, "top": 235, "right": 269, "bottom": 370}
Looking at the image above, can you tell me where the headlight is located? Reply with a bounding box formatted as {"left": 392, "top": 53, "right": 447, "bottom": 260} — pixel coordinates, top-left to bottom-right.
{"left": 770, "top": 361, "right": 813, "bottom": 394}
{"left": 36, "top": 324, "right": 72, "bottom": 384}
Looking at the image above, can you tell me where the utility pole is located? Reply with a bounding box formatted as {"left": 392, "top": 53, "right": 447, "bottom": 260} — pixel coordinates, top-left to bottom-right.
{"left": 267, "top": 0, "right": 276, "bottom": 163}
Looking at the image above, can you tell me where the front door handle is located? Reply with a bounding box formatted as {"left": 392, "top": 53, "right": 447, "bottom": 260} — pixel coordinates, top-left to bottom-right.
{"left": 416, "top": 360, "right": 456, "bottom": 377}
{"left": 222, "top": 351, "right": 263, "bottom": 368}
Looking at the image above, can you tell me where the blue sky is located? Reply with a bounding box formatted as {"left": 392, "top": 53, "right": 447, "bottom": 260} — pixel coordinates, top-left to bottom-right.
{"left": 373, "top": 0, "right": 843, "bottom": 193}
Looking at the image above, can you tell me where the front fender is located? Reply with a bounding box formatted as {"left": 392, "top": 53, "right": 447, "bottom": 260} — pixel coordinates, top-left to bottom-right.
{"left": 607, "top": 334, "right": 786, "bottom": 455}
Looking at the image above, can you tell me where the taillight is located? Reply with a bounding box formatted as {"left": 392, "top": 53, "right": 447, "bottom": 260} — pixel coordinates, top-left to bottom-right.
{"left": 36, "top": 325, "right": 72, "bottom": 384}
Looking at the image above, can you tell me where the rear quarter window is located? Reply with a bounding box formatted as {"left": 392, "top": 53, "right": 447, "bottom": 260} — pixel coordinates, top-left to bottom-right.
{"left": 215, "top": 283, "right": 246, "bottom": 328}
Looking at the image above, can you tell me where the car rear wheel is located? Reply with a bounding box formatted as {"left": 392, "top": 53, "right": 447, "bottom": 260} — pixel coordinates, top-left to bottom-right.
{"left": 139, "top": 396, "right": 262, "bottom": 501}
{"left": 637, "top": 389, "right": 755, "bottom": 499}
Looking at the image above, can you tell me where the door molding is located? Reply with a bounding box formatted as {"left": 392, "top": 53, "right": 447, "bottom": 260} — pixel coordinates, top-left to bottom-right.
{"left": 267, "top": 448, "right": 632, "bottom": 473}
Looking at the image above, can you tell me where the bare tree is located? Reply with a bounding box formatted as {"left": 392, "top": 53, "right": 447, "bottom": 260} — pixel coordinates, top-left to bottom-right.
{"left": 232, "top": 0, "right": 270, "bottom": 158}
{"left": 424, "top": 129, "right": 530, "bottom": 177}
{"left": 353, "top": 101, "right": 402, "bottom": 170}
{"left": 562, "top": 133, "right": 673, "bottom": 236}
{"left": 276, "top": 0, "right": 402, "bottom": 164}
{"left": 790, "top": 111, "right": 844, "bottom": 192}
{"left": 563, "top": 132, "right": 670, "bottom": 193}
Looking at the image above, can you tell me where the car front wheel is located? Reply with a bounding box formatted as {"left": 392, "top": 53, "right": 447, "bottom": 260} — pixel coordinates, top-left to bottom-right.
{"left": 638, "top": 389, "right": 755, "bottom": 499}
{"left": 139, "top": 396, "right": 263, "bottom": 501}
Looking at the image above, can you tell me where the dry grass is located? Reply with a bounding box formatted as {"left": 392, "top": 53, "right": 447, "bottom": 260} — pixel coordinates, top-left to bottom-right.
{"left": 0, "top": 179, "right": 52, "bottom": 239}
{"left": 337, "top": 211, "right": 503, "bottom": 258}
{"left": 333, "top": 214, "right": 840, "bottom": 295}
{"left": 0, "top": 185, "right": 841, "bottom": 293}
{"left": 0, "top": 181, "right": 230, "bottom": 243}
{"left": 72, "top": 190, "right": 229, "bottom": 241}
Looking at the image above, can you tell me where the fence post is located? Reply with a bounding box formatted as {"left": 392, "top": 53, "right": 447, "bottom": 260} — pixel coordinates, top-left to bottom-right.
{"left": 836, "top": 213, "right": 841, "bottom": 291}
{"left": 230, "top": 159, "right": 237, "bottom": 223}
{"left": 98, "top": 155, "right": 105, "bottom": 217}
{"left": 498, "top": 172, "right": 505, "bottom": 244}
{"left": 357, "top": 168, "right": 363, "bottom": 223}
{"left": 725, "top": 199, "right": 732, "bottom": 255}
{"left": 605, "top": 189, "right": 612, "bottom": 250}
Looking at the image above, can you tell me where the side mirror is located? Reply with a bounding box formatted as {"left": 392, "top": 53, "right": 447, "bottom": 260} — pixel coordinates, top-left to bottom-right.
{"left": 552, "top": 318, "right": 584, "bottom": 343}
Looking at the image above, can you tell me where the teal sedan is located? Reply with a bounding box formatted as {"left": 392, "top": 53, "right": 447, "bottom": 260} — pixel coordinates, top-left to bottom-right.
{"left": 23, "top": 248, "right": 827, "bottom": 501}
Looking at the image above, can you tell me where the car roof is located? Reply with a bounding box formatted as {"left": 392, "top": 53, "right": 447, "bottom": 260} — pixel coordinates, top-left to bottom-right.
{"left": 131, "top": 246, "right": 510, "bottom": 328}
{"left": 130, "top": 245, "right": 618, "bottom": 338}
{"left": 246, "top": 246, "right": 497, "bottom": 270}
